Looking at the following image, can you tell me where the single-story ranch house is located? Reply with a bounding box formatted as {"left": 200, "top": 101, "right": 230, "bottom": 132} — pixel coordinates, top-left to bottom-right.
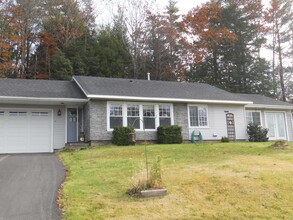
{"left": 0, "top": 76, "right": 293, "bottom": 154}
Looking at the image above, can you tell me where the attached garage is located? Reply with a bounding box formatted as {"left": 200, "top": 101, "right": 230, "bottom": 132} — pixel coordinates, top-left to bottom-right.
{"left": 0, "top": 109, "right": 53, "bottom": 153}
{"left": 0, "top": 78, "right": 87, "bottom": 154}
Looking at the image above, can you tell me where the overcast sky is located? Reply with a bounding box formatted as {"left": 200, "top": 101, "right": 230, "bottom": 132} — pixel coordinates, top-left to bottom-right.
{"left": 94, "top": 0, "right": 271, "bottom": 25}
{"left": 156, "top": 0, "right": 208, "bottom": 13}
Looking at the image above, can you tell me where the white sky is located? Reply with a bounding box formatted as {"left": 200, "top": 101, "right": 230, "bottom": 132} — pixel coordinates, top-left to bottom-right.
{"left": 155, "top": 0, "right": 208, "bottom": 14}
{"left": 94, "top": 0, "right": 271, "bottom": 25}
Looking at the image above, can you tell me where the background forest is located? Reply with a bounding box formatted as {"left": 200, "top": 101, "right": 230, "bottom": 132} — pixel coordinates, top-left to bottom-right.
{"left": 0, "top": 0, "right": 292, "bottom": 101}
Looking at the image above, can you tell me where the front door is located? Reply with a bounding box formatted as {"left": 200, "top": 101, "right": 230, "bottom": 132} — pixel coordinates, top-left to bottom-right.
{"left": 266, "top": 112, "right": 287, "bottom": 140}
{"left": 67, "top": 108, "right": 78, "bottom": 142}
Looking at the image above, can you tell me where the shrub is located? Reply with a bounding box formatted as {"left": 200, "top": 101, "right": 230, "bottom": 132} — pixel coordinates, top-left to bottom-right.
{"left": 221, "top": 136, "right": 229, "bottom": 142}
{"left": 112, "top": 126, "right": 134, "bottom": 146}
{"left": 157, "top": 125, "right": 182, "bottom": 144}
{"left": 247, "top": 123, "right": 269, "bottom": 142}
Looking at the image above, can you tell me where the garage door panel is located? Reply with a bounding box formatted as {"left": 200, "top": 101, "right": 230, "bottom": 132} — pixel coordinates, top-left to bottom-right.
{"left": 0, "top": 112, "right": 6, "bottom": 149}
{"left": 0, "top": 109, "right": 53, "bottom": 153}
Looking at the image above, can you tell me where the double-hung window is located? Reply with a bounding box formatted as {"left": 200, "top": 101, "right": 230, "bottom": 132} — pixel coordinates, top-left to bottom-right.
{"left": 245, "top": 111, "right": 261, "bottom": 125}
{"left": 108, "top": 102, "right": 173, "bottom": 130}
{"left": 127, "top": 104, "right": 140, "bottom": 129}
{"left": 189, "top": 105, "right": 208, "bottom": 127}
{"left": 159, "top": 105, "right": 171, "bottom": 126}
{"left": 109, "top": 104, "right": 123, "bottom": 128}
{"left": 143, "top": 105, "right": 156, "bottom": 129}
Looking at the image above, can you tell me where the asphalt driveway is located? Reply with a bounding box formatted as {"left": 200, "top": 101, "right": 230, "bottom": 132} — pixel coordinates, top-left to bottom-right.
{"left": 0, "top": 154, "right": 65, "bottom": 220}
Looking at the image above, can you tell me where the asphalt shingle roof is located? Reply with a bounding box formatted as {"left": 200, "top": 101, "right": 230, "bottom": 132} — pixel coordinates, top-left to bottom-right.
{"left": 73, "top": 76, "right": 249, "bottom": 102}
{"left": 0, "top": 78, "right": 86, "bottom": 99}
{"left": 237, "top": 93, "right": 293, "bottom": 106}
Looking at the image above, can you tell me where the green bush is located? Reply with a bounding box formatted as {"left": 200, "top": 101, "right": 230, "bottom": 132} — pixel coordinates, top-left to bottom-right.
{"left": 157, "top": 125, "right": 182, "bottom": 144}
{"left": 112, "top": 126, "right": 134, "bottom": 146}
{"left": 221, "top": 136, "right": 229, "bottom": 142}
{"left": 247, "top": 123, "right": 269, "bottom": 142}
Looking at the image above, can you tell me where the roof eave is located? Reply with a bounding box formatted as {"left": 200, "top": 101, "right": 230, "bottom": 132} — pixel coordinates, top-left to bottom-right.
{"left": 0, "top": 96, "right": 88, "bottom": 103}
{"left": 245, "top": 104, "right": 293, "bottom": 110}
{"left": 87, "top": 94, "right": 252, "bottom": 105}
{"left": 72, "top": 76, "right": 89, "bottom": 97}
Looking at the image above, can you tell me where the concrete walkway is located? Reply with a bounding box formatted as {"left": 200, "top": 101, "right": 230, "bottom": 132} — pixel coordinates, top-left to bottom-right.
{"left": 0, "top": 154, "right": 65, "bottom": 220}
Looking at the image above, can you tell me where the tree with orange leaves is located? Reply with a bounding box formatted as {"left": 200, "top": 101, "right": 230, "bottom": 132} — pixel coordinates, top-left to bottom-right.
{"left": 181, "top": 0, "right": 273, "bottom": 95}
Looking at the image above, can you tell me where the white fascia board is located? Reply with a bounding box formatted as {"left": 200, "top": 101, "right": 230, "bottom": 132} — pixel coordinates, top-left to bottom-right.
{"left": 87, "top": 94, "right": 252, "bottom": 105}
{"left": 72, "top": 76, "right": 89, "bottom": 97}
{"left": 0, "top": 96, "right": 88, "bottom": 103}
{"left": 245, "top": 104, "right": 293, "bottom": 110}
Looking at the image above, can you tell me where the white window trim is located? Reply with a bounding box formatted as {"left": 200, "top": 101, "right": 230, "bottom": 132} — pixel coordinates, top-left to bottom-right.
{"left": 245, "top": 110, "right": 262, "bottom": 126}
{"left": 107, "top": 102, "right": 174, "bottom": 131}
{"left": 187, "top": 104, "right": 209, "bottom": 128}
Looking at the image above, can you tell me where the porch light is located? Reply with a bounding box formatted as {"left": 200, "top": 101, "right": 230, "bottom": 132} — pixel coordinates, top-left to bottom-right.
{"left": 57, "top": 109, "right": 62, "bottom": 116}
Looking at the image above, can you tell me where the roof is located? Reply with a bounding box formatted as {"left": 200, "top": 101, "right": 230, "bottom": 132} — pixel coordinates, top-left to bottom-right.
{"left": 0, "top": 78, "right": 86, "bottom": 100}
{"left": 237, "top": 94, "right": 293, "bottom": 107}
{"left": 73, "top": 76, "right": 251, "bottom": 104}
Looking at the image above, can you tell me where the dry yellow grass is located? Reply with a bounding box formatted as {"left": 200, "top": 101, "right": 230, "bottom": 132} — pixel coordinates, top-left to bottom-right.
{"left": 59, "top": 142, "right": 293, "bottom": 219}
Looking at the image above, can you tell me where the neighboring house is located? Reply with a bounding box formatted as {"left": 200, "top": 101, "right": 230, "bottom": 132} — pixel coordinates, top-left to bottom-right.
{"left": 0, "top": 76, "right": 292, "bottom": 154}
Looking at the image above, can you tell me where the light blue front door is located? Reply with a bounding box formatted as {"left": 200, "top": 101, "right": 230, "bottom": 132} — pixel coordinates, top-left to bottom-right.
{"left": 67, "top": 108, "right": 77, "bottom": 142}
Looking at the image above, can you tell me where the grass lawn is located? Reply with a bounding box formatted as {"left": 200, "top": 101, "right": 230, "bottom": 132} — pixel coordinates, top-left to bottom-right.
{"left": 59, "top": 142, "right": 293, "bottom": 219}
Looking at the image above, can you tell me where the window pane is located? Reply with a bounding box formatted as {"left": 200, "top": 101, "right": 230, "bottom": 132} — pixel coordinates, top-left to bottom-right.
{"left": 110, "top": 104, "right": 122, "bottom": 116}
{"left": 127, "top": 105, "right": 139, "bottom": 116}
{"left": 159, "top": 105, "right": 170, "bottom": 117}
{"left": 245, "top": 112, "right": 253, "bottom": 124}
{"left": 189, "top": 106, "right": 198, "bottom": 127}
{"left": 110, "top": 117, "right": 123, "bottom": 128}
{"left": 143, "top": 105, "right": 155, "bottom": 117}
{"left": 144, "top": 118, "right": 156, "bottom": 129}
{"left": 198, "top": 107, "right": 207, "bottom": 126}
{"left": 160, "top": 118, "right": 171, "bottom": 126}
{"left": 252, "top": 112, "right": 261, "bottom": 125}
{"left": 128, "top": 117, "right": 140, "bottom": 129}
{"left": 143, "top": 105, "right": 155, "bottom": 129}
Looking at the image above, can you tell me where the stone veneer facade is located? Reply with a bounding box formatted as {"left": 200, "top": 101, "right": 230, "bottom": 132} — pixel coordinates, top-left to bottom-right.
{"left": 83, "top": 100, "right": 189, "bottom": 143}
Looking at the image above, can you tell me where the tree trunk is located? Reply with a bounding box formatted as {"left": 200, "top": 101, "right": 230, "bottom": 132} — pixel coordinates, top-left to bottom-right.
{"left": 276, "top": 21, "right": 286, "bottom": 101}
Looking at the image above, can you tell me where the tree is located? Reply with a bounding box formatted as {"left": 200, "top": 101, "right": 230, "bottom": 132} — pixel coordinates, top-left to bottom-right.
{"left": 93, "top": 25, "right": 132, "bottom": 78}
{"left": 50, "top": 49, "right": 73, "bottom": 80}
{"left": 266, "top": 0, "right": 293, "bottom": 101}
{"left": 144, "top": 0, "right": 185, "bottom": 80}
{"left": 113, "top": 0, "right": 154, "bottom": 79}
{"left": 182, "top": 1, "right": 273, "bottom": 95}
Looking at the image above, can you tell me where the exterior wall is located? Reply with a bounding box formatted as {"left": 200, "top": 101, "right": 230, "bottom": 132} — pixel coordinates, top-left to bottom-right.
{"left": 174, "top": 103, "right": 189, "bottom": 140}
{"left": 187, "top": 104, "right": 247, "bottom": 141}
{"left": 83, "top": 102, "right": 91, "bottom": 142}
{"left": 0, "top": 104, "right": 66, "bottom": 149}
{"left": 87, "top": 100, "right": 247, "bottom": 142}
{"left": 285, "top": 110, "right": 293, "bottom": 141}
{"left": 246, "top": 107, "right": 293, "bottom": 141}
{"left": 88, "top": 100, "right": 157, "bottom": 141}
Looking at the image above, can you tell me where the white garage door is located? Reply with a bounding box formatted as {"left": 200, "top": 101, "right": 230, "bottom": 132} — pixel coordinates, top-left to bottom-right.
{"left": 0, "top": 109, "right": 53, "bottom": 153}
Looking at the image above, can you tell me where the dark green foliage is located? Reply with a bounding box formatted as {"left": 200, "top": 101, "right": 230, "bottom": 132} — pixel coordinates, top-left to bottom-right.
{"left": 157, "top": 125, "right": 182, "bottom": 144}
{"left": 94, "top": 28, "right": 132, "bottom": 78}
{"left": 247, "top": 123, "right": 269, "bottom": 142}
{"left": 50, "top": 50, "right": 73, "bottom": 80}
{"left": 112, "top": 126, "right": 134, "bottom": 146}
{"left": 221, "top": 136, "right": 229, "bottom": 143}
{"left": 187, "top": 1, "right": 274, "bottom": 96}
